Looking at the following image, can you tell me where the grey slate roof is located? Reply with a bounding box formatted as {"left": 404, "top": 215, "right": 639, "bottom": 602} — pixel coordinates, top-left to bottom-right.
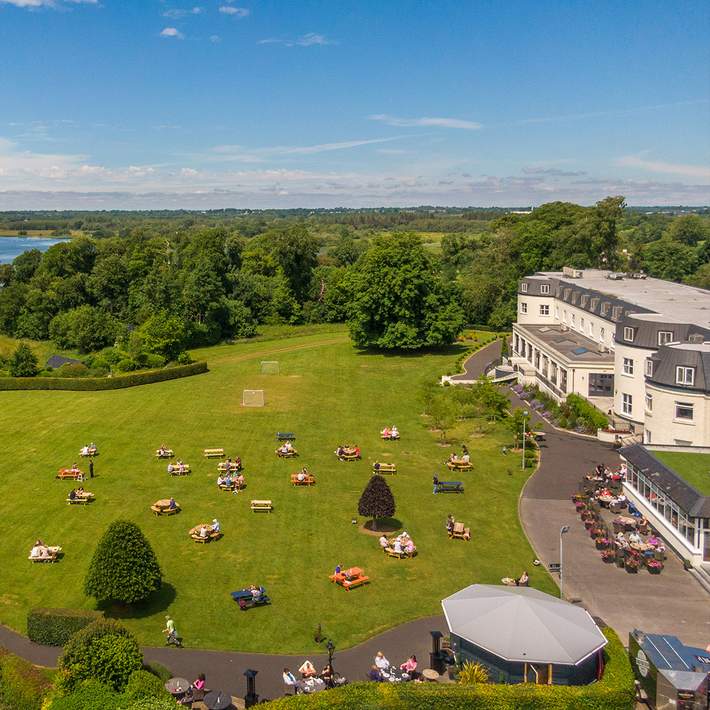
{"left": 441, "top": 584, "right": 607, "bottom": 665}
{"left": 619, "top": 444, "right": 710, "bottom": 517}
{"left": 515, "top": 324, "right": 614, "bottom": 365}
{"left": 46, "top": 354, "right": 82, "bottom": 369}
{"left": 648, "top": 343, "right": 710, "bottom": 393}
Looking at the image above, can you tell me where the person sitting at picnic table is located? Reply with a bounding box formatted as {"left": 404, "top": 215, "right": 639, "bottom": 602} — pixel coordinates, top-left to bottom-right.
{"left": 167, "top": 462, "right": 175, "bottom": 474}
{"left": 629, "top": 530, "right": 643, "bottom": 546}
{"left": 179, "top": 673, "right": 206, "bottom": 705}
{"left": 81, "top": 445, "right": 90, "bottom": 456}
{"left": 393, "top": 538, "right": 403, "bottom": 554}
{"left": 381, "top": 426, "right": 391, "bottom": 438}
{"left": 461, "top": 451, "right": 470, "bottom": 464}
{"left": 283, "top": 668, "right": 299, "bottom": 693}
{"left": 299, "top": 660, "right": 317, "bottom": 678}
{"left": 211, "top": 518, "right": 221, "bottom": 534}
{"left": 615, "top": 532, "right": 629, "bottom": 549}
{"left": 199, "top": 526, "right": 208, "bottom": 539}
{"left": 379, "top": 535, "right": 388, "bottom": 549}
{"left": 516, "top": 570, "right": 529, "bottom": 586}
{"left": 446, "top": 514, "right": 455, "bottom": 533}
{"left": 336, "top": 446, "right": 344, "bottom": 457}
{"left": 68, "top": 488, "right": 77, "bottom": 501}
{"left": 217, "top": 474, "right": 225, "bottom": 486}
{"left": 30, "top": 543, "right": 45, "bottom": 558}
{"left": 320, "top": 664, "right": 334, "bottom": 687}
{"left": 168, "top": 497, "right": 177, "bottom": 511}
{"left": 404, "top": 539, "right": 416, "bottom": 555}
{"left": 334, "top": 563, "right": 342, "bottom": 576}
{"left": 368, "top": 665, "right": 384, "bottom": 682}
{"left": 391, "top": 425, "right": 399, "bottom": 438}
{"left": 353, "top": 445, "right": 361, "bottom": 457}
{"left": 70, "top": 462, "right": 80, "bottom": 473}
{"left": 297, "top": 467, "right": 308, "bottom": 482}
{"left": 375, "top": 651, "right": 390, "bottom": 671}
{"left": 400, "top": 655, "right": 417, "bottom": 674}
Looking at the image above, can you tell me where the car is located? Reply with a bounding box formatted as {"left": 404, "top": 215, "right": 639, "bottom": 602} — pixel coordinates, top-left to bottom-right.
{"left": 230, "top": 586, "right": 270, "bottom": 610}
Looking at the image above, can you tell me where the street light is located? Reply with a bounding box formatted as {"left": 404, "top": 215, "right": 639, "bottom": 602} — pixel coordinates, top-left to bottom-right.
{"left": 559, "top": 525, "right": 570, "bottom": 599}
{"left": 521, "top": 410, "right": 529, "bottom": 470}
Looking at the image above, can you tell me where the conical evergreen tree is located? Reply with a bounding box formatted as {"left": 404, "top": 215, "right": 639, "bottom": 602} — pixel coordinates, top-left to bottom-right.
{"left": 85, "top": 521, "right": 162, "bottom": 605}
{"left": 358, "top": 474, "right": 396, "bottom": 530}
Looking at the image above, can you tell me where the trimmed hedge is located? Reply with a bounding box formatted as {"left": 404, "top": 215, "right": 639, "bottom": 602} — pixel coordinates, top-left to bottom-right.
{"left": 0, "top": 647, "right": 54, "bottom": 710}
{"left": 260, "top": 628, "right": 634, "bottom": 710}
{"left": 27, "top": 608, "right": 102, "bottom": 647}
{"left": 0, "top": 361, "right": 207, "bottom": 391}
{"left": 565, "top": 394, "right": 609, "bottom": 432}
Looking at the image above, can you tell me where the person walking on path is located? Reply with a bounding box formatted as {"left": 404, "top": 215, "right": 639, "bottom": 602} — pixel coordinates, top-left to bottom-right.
{"left": 163, "top": 615, "right": 182, "bottom": 647}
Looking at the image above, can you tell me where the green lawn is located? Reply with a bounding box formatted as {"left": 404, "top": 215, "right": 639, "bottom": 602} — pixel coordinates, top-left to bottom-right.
{"left": 653, "top": 451, "right": 710, "bottom": 495}
{"left": 0, "top": 325, "right": 554, "bottom": 653}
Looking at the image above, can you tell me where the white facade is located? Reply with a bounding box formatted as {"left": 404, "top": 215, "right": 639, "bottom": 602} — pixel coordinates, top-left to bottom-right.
{"left": 513, "top": 269, "right": 710, "bottom": 447}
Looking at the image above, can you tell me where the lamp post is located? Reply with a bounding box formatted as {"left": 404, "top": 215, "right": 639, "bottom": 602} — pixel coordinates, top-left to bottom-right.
{"left": 559, "top": 525, "right": 570, "bottom": 599}
{"left": 521, "top": 410, "right": 529, "bottom": 470}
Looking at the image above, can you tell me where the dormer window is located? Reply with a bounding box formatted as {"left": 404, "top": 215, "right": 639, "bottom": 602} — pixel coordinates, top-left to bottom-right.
{"left": 540, "top": 284, "right": 550, "bottom": 295}
{"left": 623, "top": 326, "right": 635, "bottom": 342}
{"left": 521, "top": 282, "right": 528, "bottom": 293}
{"left": 645, "top": 359, "right": 653, "bottom": 377}
{"left": 612, "top": 306, "right": 623, "bottom": 320}
{"left": 580, "top": 295, "right": 589, "bottom": 308}
{"left": 658, "top": 331, "right": 673, "bottom": 346}
{"left": 590, "top": 297, "right": 599, "bottom": 310}
{"left": 601, "top": 302, "right": 610, "bottom": 317}
{"left": 676, "top": 366, "right": 695, "bottom": 386}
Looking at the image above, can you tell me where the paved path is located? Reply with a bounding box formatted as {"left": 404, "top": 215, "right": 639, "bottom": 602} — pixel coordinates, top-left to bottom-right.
{"left": 0, "top": 614, "right": 447, "bottom": 702}
{"left": 449, "top": 338, "right": 502, "bottom": 382}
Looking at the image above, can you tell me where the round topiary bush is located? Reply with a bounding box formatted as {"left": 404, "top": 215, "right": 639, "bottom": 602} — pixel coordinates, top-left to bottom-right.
{"left": 58, "top": 620, "right": 142, "bottom": 692}
{"left": 123, "top": 669, "right": 171, "bottom": 701}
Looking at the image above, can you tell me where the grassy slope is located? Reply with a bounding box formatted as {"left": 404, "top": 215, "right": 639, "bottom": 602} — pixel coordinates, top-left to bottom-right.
{"left": 652, "top": 451, "right": 710, "bottom": 495}
{"left": 0, "top": 326, "right": 554, "bottom": 653}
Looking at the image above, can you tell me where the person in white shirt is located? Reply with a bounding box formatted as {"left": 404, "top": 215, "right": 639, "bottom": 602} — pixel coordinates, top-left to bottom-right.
{"left": 379, "top": 535, "right": 388, "bottom": 548}
{"left": 374, "top": 651, "right": 390, "bottom": 670}
{"left": 393, "top": 539, "right": 403, "bottom": 554}
{"left": 212, "top": 518, "right": 221, "bottom": 534}
{"left": 391, "top": 426, "right": 399, "bottom": 438}
{"left": 628, "top": 531, "right": 642, "bottom": 545}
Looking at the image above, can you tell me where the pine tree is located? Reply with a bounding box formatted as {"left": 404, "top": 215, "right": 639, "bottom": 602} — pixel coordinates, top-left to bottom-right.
{"left": 85, "top": 521, "right": 162, "bottom": 605}
{"left": 358, "top": 474, "right": 396, "bottom": 530}
{"left": 10, "top": 342, "right": 38, "bottom": 377}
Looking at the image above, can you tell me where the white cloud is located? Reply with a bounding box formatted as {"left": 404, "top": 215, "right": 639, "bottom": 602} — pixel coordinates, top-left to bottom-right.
{"left": 0, "top": 0, "right": 96, "bottom": 6}
{"left": 160, "top": 27, "right": 185, "bottom": 39}
{"left": 258, "top": 32, "right": 334, "bottom": 47}
{"left": 219, "top": 5, "right": 248, "bottom": 16}
{"left": 209, "top": 34, "right": 221, "bottom": 43}
{"left": 368, "top": 114, "right": 481, "bottom": 130}
{"left": 615, "top": 155, "right": 710, "bottom": 180}
{"left": 163, "top": 7, "right": 202, "bottom": 19}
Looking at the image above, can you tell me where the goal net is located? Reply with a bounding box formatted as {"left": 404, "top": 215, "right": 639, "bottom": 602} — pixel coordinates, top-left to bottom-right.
{"left": 242, "top": 389, "right": 265, "bottom": 407}
{"left": 260, "top": 361, "right": 280, "bottom": 375}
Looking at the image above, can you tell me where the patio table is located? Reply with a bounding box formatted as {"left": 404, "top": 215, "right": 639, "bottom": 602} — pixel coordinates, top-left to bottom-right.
{"left": 204, "top": 689, "right": 232, "bottom": 709}
{"left": 165, "top": 677, "right": 190, "bottom": 696}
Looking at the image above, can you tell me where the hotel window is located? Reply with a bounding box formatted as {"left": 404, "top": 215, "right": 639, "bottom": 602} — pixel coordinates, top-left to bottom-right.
{"left": 623, "top": 326, "right": 635, "bottom": 342}
{"left": 581, "top": 317, "right": 585, "bottom": 330}
{"left": 676, "top": 366, "right": 695, "bottom": 386}
{"left": 562, "top": 310, "right": 567, "bottom": 323}
{"left": 600, "top": 327, "right": 605, "bottom": 341}
{"left": 588, "top": 322, "right": 594, "bottom": 336}
{"left": 622, "top": 393, "right": 632, "bottom": 415}
{"left": 540, "top": 284, "right": 550, "bottom": 295}
{"left": 623, "top": 358, "right": 634, "bottom": 375}
{"left": 675, "top": 402, "right": 694, "bottom": 421}
{"left": 658, "top": 331, "right": 673, "bottom": 346}
{"left": 520, "top": 302, "right": 528, "bottom": 314}
{"left": 601, "top": 303, "right": 610, "bottom": 317}
{"left": 521, "top": 282, "right": 528, "bottom": 293}
{"left": 539, "top": 304, "right": 550, "bottom": 316}
{"left": 571, "top": 314, "right": 576, "bottom": 326}
{"left": 645, "top": 359, "right": 653, "bottom": 377}
{"left": 645, "top": 393, "right": 653, "bottom": 411}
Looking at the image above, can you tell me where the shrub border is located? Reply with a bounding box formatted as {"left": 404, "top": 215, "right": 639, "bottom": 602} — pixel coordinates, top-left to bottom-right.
{"left": 0, "top": 362, "right": 208, "bottom": 391}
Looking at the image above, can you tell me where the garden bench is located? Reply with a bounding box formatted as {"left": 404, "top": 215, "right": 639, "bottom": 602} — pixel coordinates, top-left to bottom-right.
{"left": 168, "top": 465, "right": 191, "bottom": 476}
{"left": 251, "top": 499, "right": 273, "bottom": 512}
{"left": 291, "top": 473, "right": 315, "bottom": 486}
{"left": 276, "top": 432, "right": 296, "bottom": 441}
{"left": 155, "top": 449, "right": 174, "bottom": 458}
{"left": 203, "top": 448, "right": 225, "bottom": 458}
{"left": 276, "top": 449, "right": 298, "bottom": 458}
{"left": 373, "top": 462, "right": 396, "bottom": 474}
{"left": 66, "top": 495, "right": 93, "bottom": 505}
{"left": 435, "top": 481, "right": 464, "bottom": 494}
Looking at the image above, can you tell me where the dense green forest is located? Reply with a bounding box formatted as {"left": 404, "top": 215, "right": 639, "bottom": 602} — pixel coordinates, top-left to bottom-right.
{"left": 0, "top": 198, "right": 709, "bottom": 365}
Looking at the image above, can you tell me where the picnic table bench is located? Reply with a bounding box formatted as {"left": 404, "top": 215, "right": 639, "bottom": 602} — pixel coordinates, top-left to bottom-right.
{"left": 217, "top": 461, "right": 242, "bottom": 473}
{"left": 291, "top": 473, "right": 316, "bottom": 486}
{"left": 151, "top": 499, "right": 180, "bottom": 516}
{"left": 155, "top": 449, "right": 174, "bottom": 459}
{"left": 251, "top": 499, "right": 273, "bottom": 512}
{"left": 276, "top": 432, "right": 296, "bottom": 441}
{"left": 79, "top": 447, "right": 98, "bottom": 457}
{"left": 29, "top": 546, "right": 62, "bottom": 563}
{"left": 189, "top": 525, "right": 221, "bottom": 543}
{"left": 448, "top": 522, "right": 470, "bottom": 540}
{"left": 56, "top": 468, "right": 84, "bottom": 481}
{"left": 231, "top": 586, "right": 270, "bottom": 609}
{"left": 446, "top": 460, "right": 472, "bottom": 472}
{"left": 66, "top": 492, "right": 94, "bottom": 505}
{"left": 203, "top": 448, "right": 225, "bottom": 458}
{"left": 218, "top": 480, "right": 246, "bottom": 492}
{"left": 167, "top": 464, "right": 191, "bottom": 476}
{"left": 373, "top": 462, "right": 396, "bottom": 474}
{"left": 434, "top": 480, "right": 464, "bottom": 494}
{"left": 276, "top": 448, "right": 298, "bottom": 458}
{"left": 385, "top": 547, "right": 415, "bottom": 559}
{"left": 330, "top": 566, "right": 370, "bottom": 590}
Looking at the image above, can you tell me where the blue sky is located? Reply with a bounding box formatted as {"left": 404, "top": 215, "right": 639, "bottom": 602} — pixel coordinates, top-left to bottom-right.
{"left": 0, "top": 0, "right": 708, "bottom": 208}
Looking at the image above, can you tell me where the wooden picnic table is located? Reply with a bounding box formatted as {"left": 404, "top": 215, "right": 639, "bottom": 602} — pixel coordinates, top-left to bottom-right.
{"left": 189, "top": 524, "right": 221, "bottom": 542}
{"left": 251, "top": 499, "right": 273, "bottom": 512}
{"left": 152, "top": 499, "right": 180, "bottom": 516}
{"left": 373, "top": 462, "right": 396, "bottom": 474}
{"left": 447, "top": 460, "right": 472, "bottom": 471}
{"left": 291, "top": 473, "right": 315, "bottom": 486}
{"left": 203, "top": 448, "right": 225, "bottom": 458}
{"left": 330, "top": 566, "right": 369, "bottom": 590}
{"left": 56, "top": 468, "right": 84, "bottom": 481}
{"left": 66, "top": 491, "right": 94, "bottom": 505}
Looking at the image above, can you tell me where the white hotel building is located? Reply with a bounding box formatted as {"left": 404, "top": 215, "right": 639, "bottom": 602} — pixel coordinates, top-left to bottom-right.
{"left": 511, "top": 268, "right": 710, "bottom": 447}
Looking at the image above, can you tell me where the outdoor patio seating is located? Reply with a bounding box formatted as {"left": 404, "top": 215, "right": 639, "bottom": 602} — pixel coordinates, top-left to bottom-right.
{"left": 203, "top": 448, "right": 225, "bottom": 458}
{"left": 56, "top": 467, "right": 84, "bottom": 481}
{"left": 373, "top": 462, "right": 396, "bottom": 474}
{"left": 330, "top": 566, "right": 369, "bottom": 590}
{"left": 446, "top": 459, "right": 472, "bottom": 472}
{"left": 434, "top": 480, "right": 464, "bottom": 494}
{"left": 189, "top": 524, "right": 221, "bottom": 543}
{"left": 151, "top": 499, "right": 180, "bottom": 516}
{"left": 155, "top": 448, "right": 174, "bottom": 458}
{"left": 251, "top": 499, "right": 273, "bottom": 512}
{"left": 291, "top": 473, "right": 315, "bottom": 486}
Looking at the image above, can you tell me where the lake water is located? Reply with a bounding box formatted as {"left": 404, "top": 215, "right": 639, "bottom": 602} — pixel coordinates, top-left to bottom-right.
{"left": 0, "top": 236, "right": 70, "bottom": 263}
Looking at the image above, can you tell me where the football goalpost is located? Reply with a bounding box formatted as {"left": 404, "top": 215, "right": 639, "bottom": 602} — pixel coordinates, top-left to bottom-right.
{"left": 260, "top": 361, "right": 279, "bottom": 375}
{"left": 242, "top": 389, "right": 265, "bottom": 407}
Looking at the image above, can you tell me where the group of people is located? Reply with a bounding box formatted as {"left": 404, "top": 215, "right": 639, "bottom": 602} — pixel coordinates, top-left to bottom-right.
{"left": 283, "top": 660, "right": 342, "bottom": 694}
{"left": 294, "top": 466, "right": 311, "bottom": 482}
{"left": 80, "top": 443, "right": 97, "bottom": 457}
{"left": 219, "top": 456, "right": 242, "bottom": 471}
{"left": 448, "top": 445, "right": 470, "bottom": 465}
{"left": 167, "top": 459, "right": 189, "bottom": 475}
{"left": 217, "top": 471, "right": 245, "bottom": 492}
{"left": 367, "top": 651, "right": 419, "bottom": 682}
{"left": 380, "top": 425, "right": 399, "bottom": 439}
{"left": 379, "top": 531, "right": 416, "bottom": 556}
{"left": 29, "top": 539, "right": 58, "bottom": 560}
{"left": 196, "top": 519, "right": 221, "bottom": 539}
{"left": 335, "top": 445, "right": 360, "bottom": 459}
{"left": 67, "top": 487, "right": 89, "bottom": 501}
{"left": 277, "top": 441, "right": 296, "bottom": 455}
{"left": 157, "top": 444, "right": 172, "bottom": 457}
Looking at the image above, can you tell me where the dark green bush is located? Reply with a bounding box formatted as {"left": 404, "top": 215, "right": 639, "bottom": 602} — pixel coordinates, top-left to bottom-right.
{"left": 58, "top": 620, "right": 143, "bottom": 692}
{"left": 259, "top": 628, "right": 634, "bottom": 710}
{"left": 0, "top": 648, "right": 54, "bottom": 710}
{"left": 123, "top": 670, "right": 170, "bottom": 701}
{"left": 48, "top": 680, "right": 121, "bottom": 710}
{"left": 27, "top": 608, "right": 102, "bottom": 646}
{"left": 565, "top": 394, "right": 609, "bottom": 432}
{"left": 0, "top": 361, "right": 207, "bottom": 390}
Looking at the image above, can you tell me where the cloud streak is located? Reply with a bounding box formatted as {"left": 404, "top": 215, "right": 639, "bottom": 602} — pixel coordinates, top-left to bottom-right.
{"left": 258, "top": 33, "right": 334, "bottom": 47}
{"left": 368, "top": 114, "right": 481, "bottom": 130}
{"left": 0, "top": 0, "right": 96, "bottom": 6}
{"left": 615, "top": 155, "right": 710, "bottom": 180}
{"left": 160, "top": 27, "right": 184, "bottom": 39}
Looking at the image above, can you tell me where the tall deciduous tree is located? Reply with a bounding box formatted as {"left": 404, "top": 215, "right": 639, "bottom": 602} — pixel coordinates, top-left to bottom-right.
{"left": 347, "top": 233, "right": 464, "bottom": 350}
{"left": 85, "top": 521, "right": 162, "bottom": 605}
{"left": 358, "top": 475, "right": 396, "bottom": 529}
